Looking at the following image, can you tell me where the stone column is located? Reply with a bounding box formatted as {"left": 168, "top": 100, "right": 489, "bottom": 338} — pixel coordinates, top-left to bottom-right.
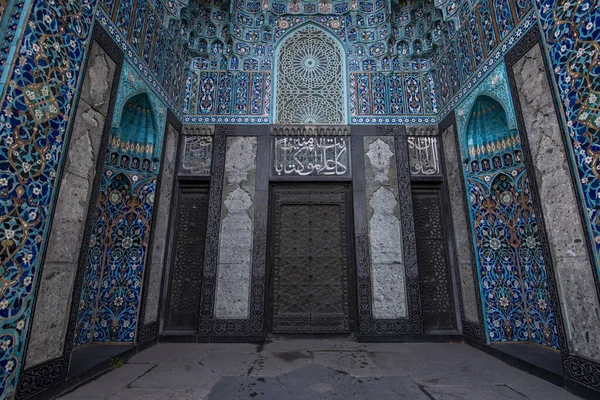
{"left": 25, "top": 42, "right": 116, "bottom": 367}
{"left": 214, "top": 136, "right": 258, "bottom": 319}
{"left": 141, "top": 123, "right": 179, "bottom": 328}
{"left": 440, "top": 124, "right": 481, "bottom": 325}
{"left": 513, "top": 45, "right": 600, "bottom": 360}
{"left": 363, "top": 136, "right": 406, "bottom": 319}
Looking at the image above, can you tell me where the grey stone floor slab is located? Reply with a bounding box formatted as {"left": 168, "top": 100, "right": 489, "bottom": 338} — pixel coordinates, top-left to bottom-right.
{"left": 59, "top": 339, "right": 581, "bottom": 400}
{"left": 207, "top": 376, "right": 291, "bottom": 400}
{"left": 276, "top": 364, "right": 356, "bottom": 400}
{"left": 128, "top": 363, "right": 219, "bottom": 391}
{"left": 108, "top": 388, "right": 209, "bottom": 400}
{"left": 313, "top": 350, "right": 382, "bottom": 377}
{"left": 345, "top": 376, "right": 430, "bottom": 400}
{"left": 61, "top": 363, "right": 155, "bottom": 399}
{"left": 247, "top": 351, "right": 314, "bottom": 376}
{"left": 422, "top": 384, "right": 527, "bottom": 400}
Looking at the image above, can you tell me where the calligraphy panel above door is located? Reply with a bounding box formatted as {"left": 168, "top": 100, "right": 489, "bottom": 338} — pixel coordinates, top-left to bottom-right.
{"left": 272, "top": 136, "right": 351, "bottom": 178}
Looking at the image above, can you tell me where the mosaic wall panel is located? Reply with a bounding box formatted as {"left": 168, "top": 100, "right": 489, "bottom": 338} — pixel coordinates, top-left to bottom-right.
{"left": 0, "top": 0, "right": 96, "bottom": 397}
{"left": 0, "top": 0, "right": 29, "bottom": 86}
{"left": 95, "top": 0, "right": 187, "bottom": 113}
{"left": 436, "top": 0, "right": 535, "bottom": 115}
{"left": 178, "top": 0, "right": 449, "bottom": 123}
{"left": 455, "top": 63, "right": 559, "bottom": 348}
{"left": 536, "top": 0, "right": 600, "bottom": 288}
{"left": 73, "top": 62, "right": 167, "bottom": 347}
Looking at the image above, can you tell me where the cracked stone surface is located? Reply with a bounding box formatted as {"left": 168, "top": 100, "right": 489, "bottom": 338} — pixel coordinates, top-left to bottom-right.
{"left": 441, "top": 124, "right": 480, "bottom": 324}
{"left": 215, "top": 136, "right": 257, "bottom": 319}
{"left": 58, "top": 338, "right": 579, "bottom": 400}
{"left": 26, "top": 41, "right": 115, "bottom": 368}
{"left": 143, "top": 124, "right": 179, "bottom": 324}
{"left": 512, "top": 45, "right": 600, "bottom": 360}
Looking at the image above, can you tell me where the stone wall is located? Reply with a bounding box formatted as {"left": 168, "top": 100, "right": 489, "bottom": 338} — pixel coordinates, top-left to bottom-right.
{"left": 363, "top": 136, "right": 406, "bottom": 319}
{"left": 214, "top": 137, "right": 258, "bottom": 318}
{"left": 25, "top": 42, "right": 116, "bottom": 367}
{"left": 440, "top": 125, "right": 480, "bottom": 324}
{"left": 513, "top": 45, "right": 600, "bottom": 360}
{"left": 143, "top": 124, "right": 179, "bottom": 324}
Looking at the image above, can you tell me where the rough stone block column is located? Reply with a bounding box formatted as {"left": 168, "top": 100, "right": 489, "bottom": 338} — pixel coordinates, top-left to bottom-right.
{"left": 363, "top": 136, "right": 406, "bottom": 319}
{"left": 25, "top": 42, "right": 116, "bottom": 367}
{"left": 440, "top": 124, "right": 480, "bottom": 324}
{"left": 214, "top": 136, "right": 258, "bottom": 319}
{"left": 142, "top": 123, "right": 179, "bottom": 326}
{"left": 513, "top": 45, "right": 600, "bottom": 360}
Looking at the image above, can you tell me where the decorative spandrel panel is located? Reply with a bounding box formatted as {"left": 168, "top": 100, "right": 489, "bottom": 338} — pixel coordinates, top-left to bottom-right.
{"left": 275, "top": 25, "right": 346, "bottom": 124}
{"left": 180, "top": 136, "right": 213, "bottom": 175}
{"left": 408, "top": 136, "right": 441, "bottom": 176}
{"left": 273, "top": 136, "right": 351, "bottom": 177}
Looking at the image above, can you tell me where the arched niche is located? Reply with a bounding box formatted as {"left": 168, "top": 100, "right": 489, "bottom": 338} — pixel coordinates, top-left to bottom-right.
{"left": 464, "top": 95, "right": 522, "bottom": 175}
{"left": 107, "top": 93, "right": 160, "bottom": 173}
{"left": 274, "top": 24, "right": 347, "bottom": 124}
{"left": 461, "top": 96, "right": 560, "bottom": 349}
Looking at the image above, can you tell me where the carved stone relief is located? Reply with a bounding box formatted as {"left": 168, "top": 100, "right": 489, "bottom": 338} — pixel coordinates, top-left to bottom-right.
{"left": 180, "top": 136, "right": 213, "bottom": 175}
{"left": 214, "top": 137, "right": 257, "bottom": 319}
{"left": 364, "top": 136, "right": 407, "bottom": 319}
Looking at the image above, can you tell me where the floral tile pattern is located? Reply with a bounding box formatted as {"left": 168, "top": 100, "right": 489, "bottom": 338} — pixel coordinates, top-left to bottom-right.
{"left": 455, "top": 63, "right": 559, "bottom": 348}
{"left": 537, "top": 0, "right": 600, "bottom": 285}
{"left": 0, "top": 0, "right": 96, "bottom": 397}
{"left": 74, "top": 61, "right": 166, "bottom": 347}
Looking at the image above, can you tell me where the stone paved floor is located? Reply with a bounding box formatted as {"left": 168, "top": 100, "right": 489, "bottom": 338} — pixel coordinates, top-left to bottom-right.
{"left": 59, "top": 338, "right": 579, "bottom": 400}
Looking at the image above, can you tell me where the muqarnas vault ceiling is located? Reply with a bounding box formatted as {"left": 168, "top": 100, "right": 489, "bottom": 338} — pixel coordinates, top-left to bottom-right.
{"left": 94, "top": 0, "right": 536, "bottom": 124}
{"left": 179, "top": 0, "right": 455, "bottom": 123}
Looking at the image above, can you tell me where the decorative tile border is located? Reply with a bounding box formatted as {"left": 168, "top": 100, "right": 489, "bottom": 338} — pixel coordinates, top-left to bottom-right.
{"left": 183, "top": 116, "right": 270, "bottom": 124}
{"left": 95, "top": 7, "right": 182, "bottom": 120}
{"left": 438, "top": 12, "right": 538, "bottom": 119}
{"left": 351, "top": 116, "right": 438, "bottom": 125}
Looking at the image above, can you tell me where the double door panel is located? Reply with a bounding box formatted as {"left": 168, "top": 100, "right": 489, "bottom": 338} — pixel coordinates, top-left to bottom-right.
{"left": 272, "top": 186, "right": 350, "bottom": 333}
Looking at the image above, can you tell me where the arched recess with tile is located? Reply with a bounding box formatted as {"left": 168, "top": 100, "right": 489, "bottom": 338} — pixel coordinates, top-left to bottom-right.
{"left": 74, "top": 92, "right": 165, "bottom": 346}
{"left": 460, "top": 93, "right": 559, "bottom": 349}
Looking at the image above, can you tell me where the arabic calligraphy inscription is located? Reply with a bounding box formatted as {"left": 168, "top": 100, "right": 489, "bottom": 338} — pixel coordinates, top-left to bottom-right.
{"left": 180, "top": 136, "right": 213, "bottom": 175}
{"left": 272, "top": 136, "right": 351, "bottom": 177}
{"left": 407, "top": 136, "right": 441, "bottom": 176}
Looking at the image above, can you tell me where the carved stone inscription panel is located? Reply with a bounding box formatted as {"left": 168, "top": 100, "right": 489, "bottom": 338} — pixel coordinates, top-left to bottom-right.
{"left": 273, "top": 136, "right": 350, "bottom": 177}
{"left": 408, "top": 136, "right": 441, "bottom": 176}
{"left": 180, "top": 136, "right": 213, "bottom": 175}
{"left": 364, "top": 136, "right": 407, "bottom": 319}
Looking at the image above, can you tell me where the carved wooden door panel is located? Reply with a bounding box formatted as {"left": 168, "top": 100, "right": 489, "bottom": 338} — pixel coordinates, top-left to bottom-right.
{"left": 165, "top": 184, "right": 210, "bottom": 330}
{"left": 272, "top": 186, "right": 350, "bottom": 333}
{"left": 412, "top": 185, "right": 457, "bottom": 331}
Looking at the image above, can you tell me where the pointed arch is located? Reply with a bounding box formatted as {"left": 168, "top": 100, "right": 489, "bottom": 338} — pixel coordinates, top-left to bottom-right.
{"left": 108, "top": 93, "right": 160, "bottom": 172}
{"left": 273, "top": 23, "right": 347, "bottom": 124}
{"left": 463, "top": 94, "right": 521, "bottom": 173}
